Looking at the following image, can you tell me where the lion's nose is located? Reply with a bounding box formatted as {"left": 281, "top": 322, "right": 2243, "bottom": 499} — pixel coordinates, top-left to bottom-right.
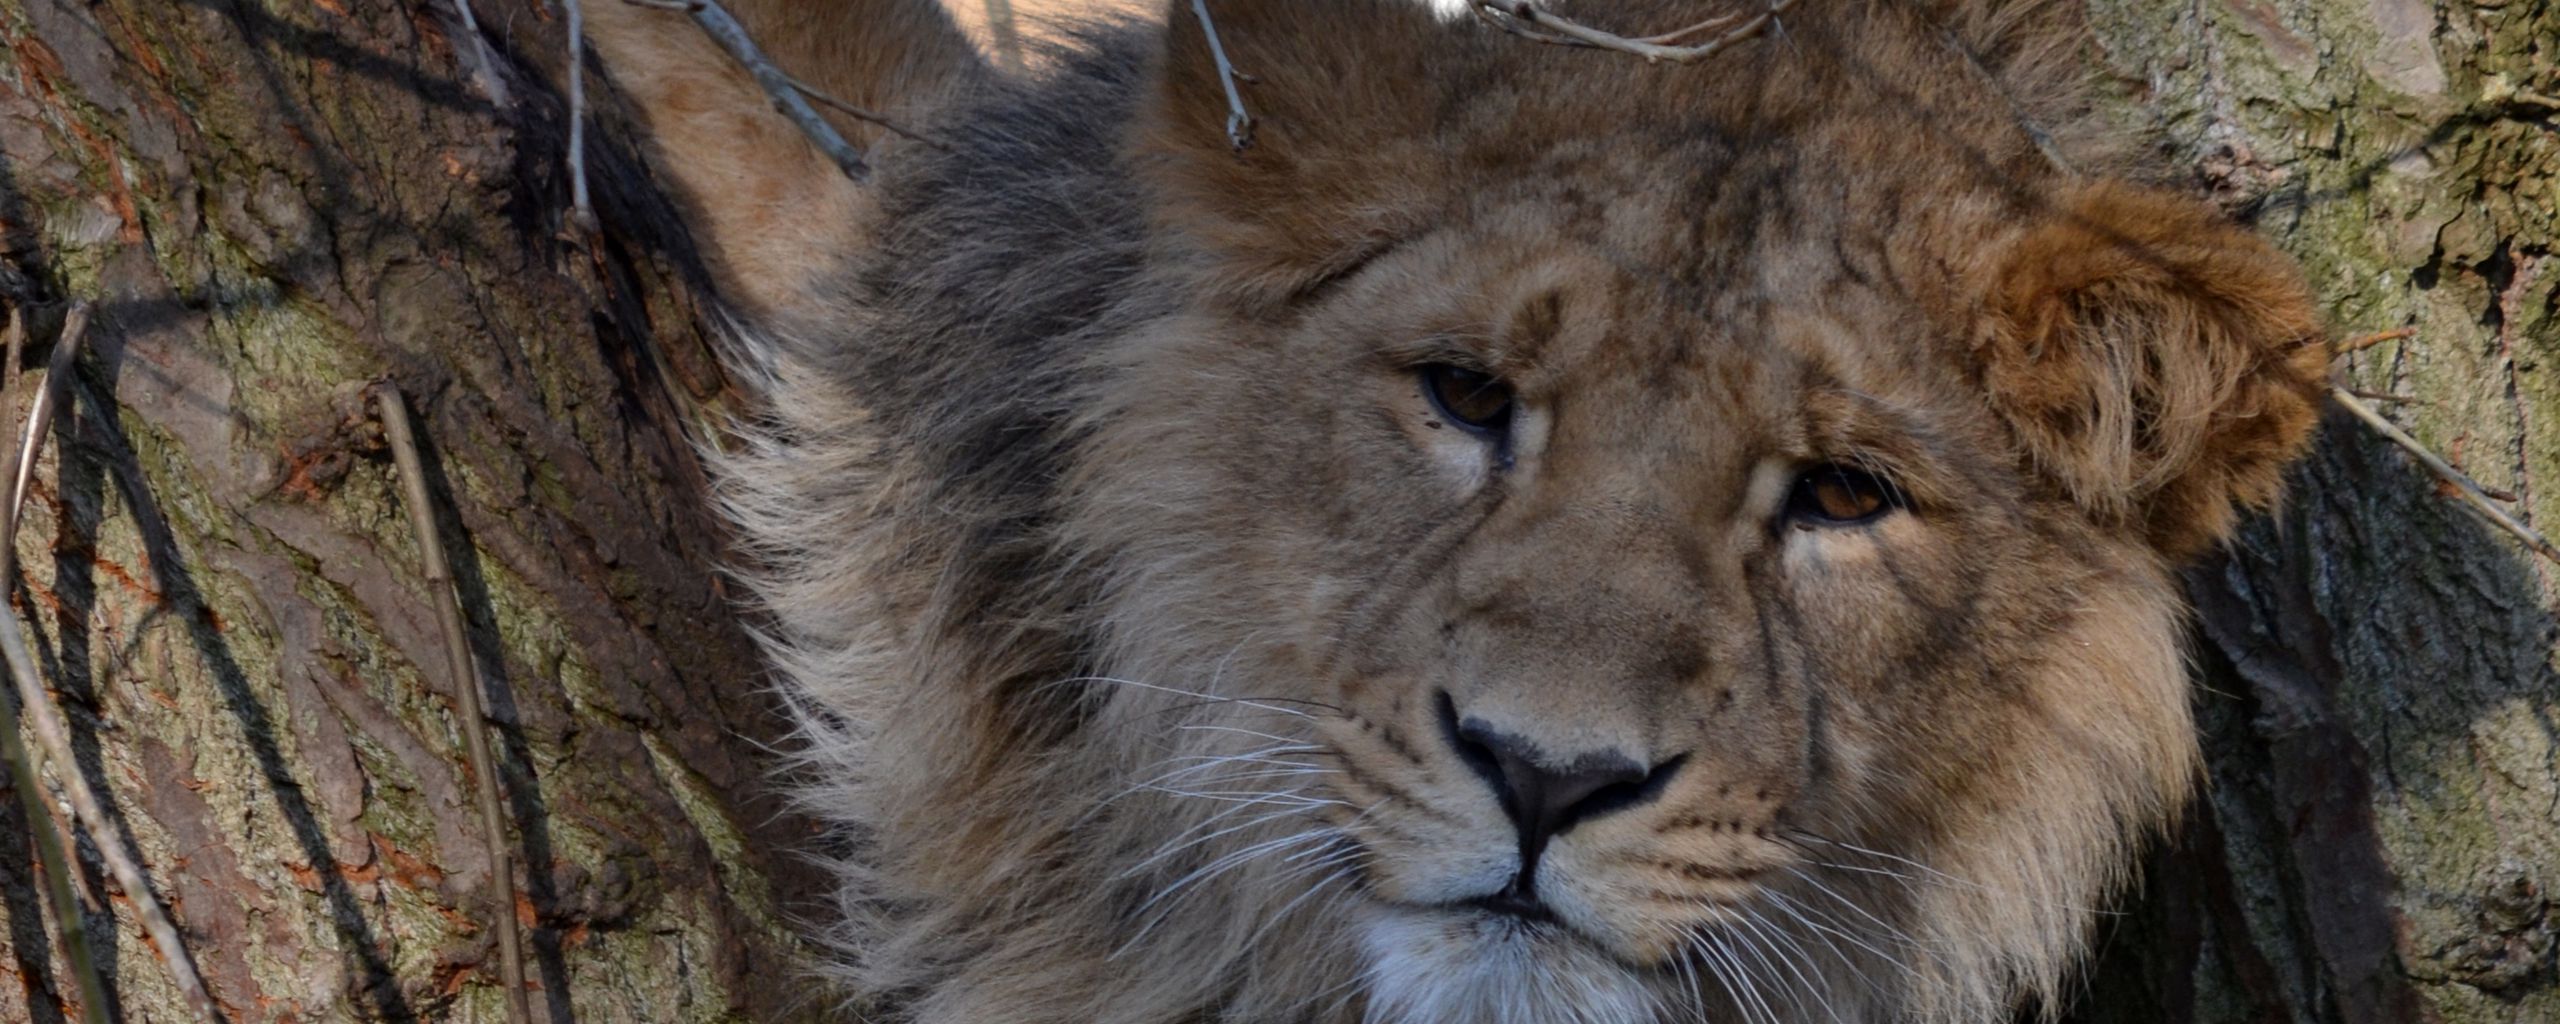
{"left": 1436, "top": 692, "right": 1681, "bottom": 859}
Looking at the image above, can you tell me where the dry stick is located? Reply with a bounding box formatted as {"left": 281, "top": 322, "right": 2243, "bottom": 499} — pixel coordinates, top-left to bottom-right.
{"left": 448, "top": 0, "right": 513, "bottom": 106}
{"left": 0, "top": 650, "right": 103, "bottom": 1024}
{"left": 1188, "top": 0, "right": 1253, "bottom": 150}
{"left": 2332, "top": 386, "right": 2560, "bottom": 565}
{"left": 786, "top": 74, "right": 952, "bottom": 152}
{"left": 1471, "top": 0, "right": 1803, "bottom": 63}
{"left": 2335, "top": 326, "right": 2417, "bottom": 356}
{"left": 566, "top": 0, "right": 597, "bottom": 233}
{"left": 616, "top": 0, "right": 871, "bottom": 181}
{"left": 374, "top": 387, "right": 531, "bottom": 1024}
{"left": 0, "top": 304, "right": 222, "bottom": 1023}
{"left": 982, "top": 0, "right": 1023, "bottom": 72}
{"left": 0, "top": 306, "right": 111, "bottom": 1024}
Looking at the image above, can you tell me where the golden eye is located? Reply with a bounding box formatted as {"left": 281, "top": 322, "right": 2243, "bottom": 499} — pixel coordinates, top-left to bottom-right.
{"left": 1784, "top": 464, "right": 1902, "bottom": 527}
{"left": 1420, "top": 363, "right": 1514, "bottom": 436}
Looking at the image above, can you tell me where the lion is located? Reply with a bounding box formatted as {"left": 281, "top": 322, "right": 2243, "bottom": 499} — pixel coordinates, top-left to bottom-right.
{"left": 579, "top": 1, "right": 2329, "bottom": 1021}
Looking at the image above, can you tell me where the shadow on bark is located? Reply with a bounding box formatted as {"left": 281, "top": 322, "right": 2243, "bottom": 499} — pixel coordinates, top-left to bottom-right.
{"left": 2064, "top": 410, "right": 2560, "bottom": 1024}
{"left": 403, "top": 417, "right": 580, "bottom": 1023}
{"left": 65, "top": 364, "right": 424, "bottom": 1021}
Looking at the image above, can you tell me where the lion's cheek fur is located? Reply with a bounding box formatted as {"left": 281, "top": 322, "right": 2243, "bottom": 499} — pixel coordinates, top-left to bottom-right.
{"left": 1886, "top": 565, "right": 2201, "bottom": 1020}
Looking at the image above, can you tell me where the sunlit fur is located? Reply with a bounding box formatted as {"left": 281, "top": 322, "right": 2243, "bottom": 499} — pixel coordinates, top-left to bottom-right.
{"left": 587, "top": 1, "right": 2329, "bottom": 1021}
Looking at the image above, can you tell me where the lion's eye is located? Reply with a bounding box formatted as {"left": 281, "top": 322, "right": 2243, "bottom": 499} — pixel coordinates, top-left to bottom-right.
{"left": 1420, "top": 363, "right": 1514, "bottom": 437}
{"left": 1784, "top": 464, "right": 1903, "bottom": 527}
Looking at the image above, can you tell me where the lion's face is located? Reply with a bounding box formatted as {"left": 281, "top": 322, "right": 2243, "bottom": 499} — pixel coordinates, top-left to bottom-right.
{"left": 1089, "top": 194, "right": 2220, "bottom": 1021}
{"left": 1054, "top": 3, "right": 2324, "bottom": 1021}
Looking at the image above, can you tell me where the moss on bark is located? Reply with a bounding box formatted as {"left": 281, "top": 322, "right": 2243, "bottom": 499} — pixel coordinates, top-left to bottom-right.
{"left": 0, "top": 0, "right": 821, "bottom": 1019}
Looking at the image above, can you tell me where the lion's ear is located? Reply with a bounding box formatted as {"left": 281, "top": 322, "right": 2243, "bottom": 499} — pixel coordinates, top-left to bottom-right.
{"left": 1978, "top": 182, "right": 2329, "bottom": 556}
{"left": 1135, "top": 0, "right": 1457, "bottom": 310}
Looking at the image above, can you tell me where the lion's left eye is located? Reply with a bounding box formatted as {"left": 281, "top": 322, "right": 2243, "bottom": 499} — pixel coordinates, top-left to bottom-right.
{"left": 1784, "top": 464, "right": 1903, "bottom": 527}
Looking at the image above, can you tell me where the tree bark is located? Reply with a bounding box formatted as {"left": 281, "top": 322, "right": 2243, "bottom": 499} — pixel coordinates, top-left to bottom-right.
{"left": 2067, "top": 1, "right": 2559, "bottom": 1023}
{"left": 0, "top": 1, "right": 2552, "bottom": 1023}
{"left": 0, "top": 0, "right": 823, "bottom": 1021}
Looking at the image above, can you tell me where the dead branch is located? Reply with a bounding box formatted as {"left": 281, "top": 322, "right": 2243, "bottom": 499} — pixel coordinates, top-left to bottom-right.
{"left": 787, "top": 74, "right": 953, "bottom": 152}
{"left": 614, "top": 0, "right": 872, "bottom": 181}
{"left": 448, "top": 0, "right": 512, "bottom": 106}
{"left": 566, "top": 0, "right": 598, "bottom": 233}
{"left": 1471, "top": 0, "right": 1802, "bottom": 64}
{"left": 1, "top": 304, "right": 220, "bottom": 1023}
{"left": 983, "top": 0, "right": 1024, "bottom": 72}
{"left": 2332, "top": 386, "right": 2560, "bottom": 566}
{"left": 2335, "top": 326, "right": 2416, "bottom": 356}
{"left": 1189, "top": 0, "right": 1255, "bottom": 150}
{"left": 0, "top": 304, "right": 110, "bottom": 1024}
{"left": 375, "top": 386, "right": 532, "bottom": 1024}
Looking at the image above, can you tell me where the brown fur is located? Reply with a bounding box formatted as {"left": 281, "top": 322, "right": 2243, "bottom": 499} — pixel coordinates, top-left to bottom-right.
{"left": 584, "top": 2, "right": 2328, "bottom": 1021}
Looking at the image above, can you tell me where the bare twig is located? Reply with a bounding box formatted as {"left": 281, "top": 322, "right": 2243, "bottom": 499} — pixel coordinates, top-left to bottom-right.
{"left": 0, "top": 660, "right": 104, "bottom": 1024}
{"left": 2334, "top": 326, "right": 2416, "bottom": 356}
{"left": 983, "top": 0, "right": 1024, "bottom": 72}
{"left": 2332, "top": 386, "right": 2560, "bottom": 565}
{"left": 1, "top": 304, "right": 221, "bottom": 1023}
{"left": 1471, "top": 0, "right": 1803, "bottom": 64}
{"left": 615, "top": 0, "right": 872, "bottom": 181}
{"left": 447, "top": 0, "right": 513, "bottom": 106}
{"left": 1188, "top": 0, "right": 1254, "bottom": 150}
{"left": 565, "top": 0, "right": 598, "bottom": 233}
{"left": 2481, "top": 74, "right": 2560, "bottom": 111}
{"left": 375, "top": 387, "right": 531, "bottom": 1024}
{"left": 1937, "top": 28, "right": 2074, "bottom": 175}
{"left": 0, "top": 304, "right": 111, "bottom": 1024}
{"left": 786, "top": 74, "right": 952, "bottom": 152}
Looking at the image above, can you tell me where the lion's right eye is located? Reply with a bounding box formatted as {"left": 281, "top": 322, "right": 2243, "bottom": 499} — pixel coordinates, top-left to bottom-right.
{"left": 1420, "top": 363, "right": 1515, "bottom": 438}
{"left": 1783, "top": 464, "right": 1904, "bottom": 528}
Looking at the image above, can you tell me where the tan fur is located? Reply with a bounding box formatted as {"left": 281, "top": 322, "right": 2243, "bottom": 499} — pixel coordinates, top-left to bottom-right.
{"left": 581, "top": 0, "right": 984, "bottom": 321}
{"left": 584, "top": 2, "right": 2329, "bottom": 1021}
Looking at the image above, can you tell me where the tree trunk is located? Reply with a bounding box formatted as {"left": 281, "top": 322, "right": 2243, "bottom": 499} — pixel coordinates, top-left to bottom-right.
{"left": 2066, "top": 1, "right": 2559, "bottom": 1023}
{"left": 0, "top": 1, "right": 2552, "bottom": 1023}
{"left": 0, "top": 0, "right": 824, "bottom": 1020}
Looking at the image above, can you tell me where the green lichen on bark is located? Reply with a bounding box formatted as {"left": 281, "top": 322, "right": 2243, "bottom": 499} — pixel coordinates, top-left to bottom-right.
{"left": 0, "top": 0, "right": 817, "bottom": 1020}
{"left": 2073, "top": 1, "right": 2558, "bottom": 1023}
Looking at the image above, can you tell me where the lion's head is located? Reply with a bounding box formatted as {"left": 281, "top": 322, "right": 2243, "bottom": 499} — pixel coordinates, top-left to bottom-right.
{"left": 718, "top": 1, "right": 2329, "bottom": 1021}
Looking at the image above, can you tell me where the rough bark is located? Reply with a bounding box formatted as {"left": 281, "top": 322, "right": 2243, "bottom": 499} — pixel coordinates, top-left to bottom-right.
{"left": 0, "top": 0, "right": 823, "bottom": 1021}
{"left": 2066, "top": 1, "right": 2559, "bottom": 1023}
{"left": 0, "top": 1, "right": 2552, "bottom": 1023}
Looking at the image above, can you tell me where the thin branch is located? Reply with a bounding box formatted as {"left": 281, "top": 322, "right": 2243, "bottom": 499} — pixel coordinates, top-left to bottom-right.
{"left": 1471, "top": 0, "right": 1803, "bottom": 64}
{"left": 1937, "top": 28, "right": 2073, "bottom": 176}
{"left": 615, "top": 0, "right": 872, "bottom": 181}
{"left": 2334, "top": 326, "right": 2416, "bottom": 356}
{"left": 565, "top": 0, "right": 597, "bottom": 233}
{"left": 2332, "top": 386, "right": 2560, "bottom": 565}
{"left": 1188, "top": 0, "right": 1254, "bottom": 151}
{"left": 1, "top": 304, "right": 221, "bottom": 1023}
{"left": 374, "top": 386, "right": 531, "bottom": 1024}
{"left": 982, "top": 0, "right": 1024, "bottom": 72}
{"left": 785, "top": 75, "right": 952, "bottom": 152}
{"left": 2481, "top": 74, "right": 2560, "bottom": 111}
{"left": 447, "top": 0, "right": 513, "bottom": 106}
{"left": 0, "top": 304, "right": 110, "bottom": 1024}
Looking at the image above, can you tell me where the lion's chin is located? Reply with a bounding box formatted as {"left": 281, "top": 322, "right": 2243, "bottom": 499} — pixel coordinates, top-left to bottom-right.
{"left": 1355, "top": 904, "right": 1657, "bottom": 1024}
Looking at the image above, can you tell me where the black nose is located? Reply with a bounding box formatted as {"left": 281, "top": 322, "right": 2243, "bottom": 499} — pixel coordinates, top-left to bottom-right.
{"left": 1435, "top": 693, "right": 1681, "bottom": 864}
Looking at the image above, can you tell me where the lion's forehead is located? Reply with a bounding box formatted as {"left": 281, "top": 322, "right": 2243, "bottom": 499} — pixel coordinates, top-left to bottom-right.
{"left": 1382, "top": 204, "right": 1979, "bottom": 464}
